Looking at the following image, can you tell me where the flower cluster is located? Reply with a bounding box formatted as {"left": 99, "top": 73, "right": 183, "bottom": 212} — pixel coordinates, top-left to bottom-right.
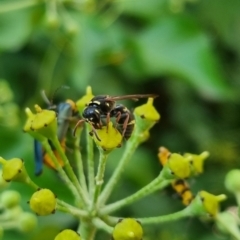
{"left": 0, "top": 86, "right": 236, "bottom": 240}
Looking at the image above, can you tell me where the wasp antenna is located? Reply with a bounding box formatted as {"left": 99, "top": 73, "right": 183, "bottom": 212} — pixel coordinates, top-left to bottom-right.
{"left": 41, "top": 90, "right": 52, "bottom": 106}
{"left": 73, "top": 119, "right": 85, "bottom": 137}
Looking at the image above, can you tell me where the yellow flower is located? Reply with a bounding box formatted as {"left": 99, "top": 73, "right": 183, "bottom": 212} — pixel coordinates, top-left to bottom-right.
{"left": 54, "top": 229, "right": 81, "bottom": 240}
{"left": 134, "top": 98, "right": 160, "bottom": 121}
{"left": 0, "top": 157, "right": 29, "bottom": 183}
{"left": 76, "top": 86, "right": 94, "bottom": 113}
{"left": 24, "top": 105, "right": 57, "bottom": 141}
{"left": 29, "top": 189, "right": 56, "bottom": 216}
{"left": 184, "top": 151, "right": 209, "bottom": 175}
{"left": 93, "top": 122, "right": 122, "bottom": 152}
{"left": 133, "top": 98, "right": 160, "bottom": 138}
{"left": 189, "top": 191, "right": 226, "bottom": 217}
{"left": 161, "top": 153, "right": 191, "bottom": 180}
{"left": 112, "top": 218, "right": 143, "bottom": 240}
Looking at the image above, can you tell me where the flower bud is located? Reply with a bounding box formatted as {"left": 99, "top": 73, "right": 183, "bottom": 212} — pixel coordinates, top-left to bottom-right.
{"left": 31, "top": 105, "right": 58, "bottom": 141}
{"left": 0, "top": 157, "right": 29, "bottom": 183}
{"left": 112, "top": 218, "right": 143, "bottom": 240}
{"left": 188, "top": 191, "right": 226, "bottom": 217}
{"left": 160, "top": 153, "right": 191, "bottom": 180}
{"left": 76, "top": 86, "right": 94, "bottom": 113}
{"left": 0, "top": 190, "right": 21, "bottom": 208}
{"left": 93, "top": 122, "right": 122, "bottom": 152}
{"left": 215, "top": 208, "right": 240, "bottom": 236}
{"left": 23, "top": 108, "right": 46, "bottom": 142}
{"left": 184, "top": 151, "right": 209, "bottom": 175}
{"left": 18, "top": 212, "right": 37, "bottom": 232}
{"left": 29, "top": 188, "right": 56, "bottom": 216}
{"left": 224, "top": 169, "right": 240, "bottom": 194}
{"left": 134, "top": 98, "right": 160, "bottom": 133}
{"left": 0, "top": 170, "right": 10, "bottom": 189}
{"left": 54, "top": 229, "right": 81, "bottom": 240}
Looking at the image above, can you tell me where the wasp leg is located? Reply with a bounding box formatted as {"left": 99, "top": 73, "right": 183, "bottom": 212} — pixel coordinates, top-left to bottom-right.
{"left": 114, "top": 111, "right": 122, "bottom": 131}
{"left": 88, "top": 122, "right": 101, "bottom": 142}
{"left": 106, "top": 112, "right": 111, "bottom": 133}
{"left": 121, "top": 113, "right": 130, "bottom": 139}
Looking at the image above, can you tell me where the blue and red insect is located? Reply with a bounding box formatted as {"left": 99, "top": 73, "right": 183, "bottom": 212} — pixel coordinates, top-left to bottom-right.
{"left": 34, "top": 99, "right": 79, "bottom": 175}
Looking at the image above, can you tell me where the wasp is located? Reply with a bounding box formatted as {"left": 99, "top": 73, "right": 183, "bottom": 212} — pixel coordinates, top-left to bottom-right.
{"left": 34, "top": 89, "right": 79, "bottom": 175}
{"left": 74, "top": 94, "right": 158, "bottom": 141}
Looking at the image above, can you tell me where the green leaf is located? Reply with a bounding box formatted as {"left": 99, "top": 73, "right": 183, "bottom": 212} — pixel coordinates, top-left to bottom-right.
{"left": 133, "top": 16, "right": 235, "bottom": 100}
{"left": 0, "top": 7, "right": 36, "bottom": 51}
{"left": 117, "top": 0, "right": 168, "bottom": 20}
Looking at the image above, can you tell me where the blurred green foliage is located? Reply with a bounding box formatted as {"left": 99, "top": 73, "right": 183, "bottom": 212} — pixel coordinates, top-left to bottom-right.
{"left": 1, "top": 0, "right": 240, "bottom": 239}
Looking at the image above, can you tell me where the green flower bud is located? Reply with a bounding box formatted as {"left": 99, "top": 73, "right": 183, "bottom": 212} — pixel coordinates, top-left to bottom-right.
{"left": 93, "top": 122, "right": 122, "bottom": 152}
{"left": 18, "top": 212, "right": 37, "bottom": 232}
{"left": 225, "top": 169, "right": 240, "bottom": 194}
{"left": 76, "top": 86, "right": 94, "bottom": 113}
{"left": 184, "top": 151, "right": 209, "bottom": 175}
{"left": 112, "top": 218, "right": 143, "bottom": 240}
{"left": 0, "top": 190, "right": 21, "bottom": 208}
{"left": 161, "top": 153, "right": 191, "bottom": 180}
{"left": 215, "top": 208, "right": 240, "bottom": 236}
{"left": 54, "top": 229, "right": 81, "bottom": 240}
{"left": 0, "top": 157, "right": 29, "bottom": 183}
{"left": 134, "top": 98, "right": 160, "bottom": 133}
{"left": 29, "top": 189, "right": 56, "bottom": 216}
{"left": 188, "top": 191, "right": 226, "bottom": 217}
{"left": 0, "top": 170, "right": 10, "bottom": 189}
{"left": 23, "top": 108, "right": 46, "bottom": 142}
{"left": 31, "top": 105, "right": 57, "bottom": 141}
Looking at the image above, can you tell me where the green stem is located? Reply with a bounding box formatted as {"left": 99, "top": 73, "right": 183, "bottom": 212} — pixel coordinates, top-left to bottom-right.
{"left": 74, "top": 128, "right": 88, "bottom": 195}
{"left": 79, "top": 220, "right": 96, "bottom": 240}
{"left": 235, "top": 192, "right": 240, "bottom": 207}
{"left": 92, "top": 150, "right": 109, "bottom": 206}
{"left": 57, "top": 199, "right": 88, "bottom": 218}
{"left": 86, "top": 125, "right": 95, "bottom": 198}
{"left": 92, "top": 218, "right": 113, "bottom": 234}
{"left": 25, "top": 177, "right": 39, "bottom": 191}
{"left": 138, "top": 207, "right": 193, "bottom": 225}
{"left": 41, "top": 139, "right": 79, "bottom": 199}
{"left": 100, "top": 175, "right": 170, "bottom": 215}
{"left": 51, "top": 136, "right": 89, "bottom": 206}
{"left": 215, "top": 214, "right": 240, "bottom": 240}
{"left": 99, "top": 134, "right": 140, "bottom": 205}
{"left": 0, "top": 0, "right": 42, "bottom": 13}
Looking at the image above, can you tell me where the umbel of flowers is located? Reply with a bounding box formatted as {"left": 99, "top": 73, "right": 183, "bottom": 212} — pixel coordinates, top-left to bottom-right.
{"left": 0, "top": 86, "right": 238, "bottom": 240}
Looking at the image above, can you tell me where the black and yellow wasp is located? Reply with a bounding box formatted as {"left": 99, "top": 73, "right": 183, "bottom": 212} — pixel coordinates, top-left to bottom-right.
{"left": 74, "top": 94, "right": 157, "bottom": 141}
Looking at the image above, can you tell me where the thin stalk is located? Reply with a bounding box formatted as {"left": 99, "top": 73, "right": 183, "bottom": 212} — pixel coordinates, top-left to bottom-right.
{"left": 92, "top": 218, "right": 113, "bottom": 234}
{"left": 99, "top": 134, "right": 140, "bottom": 205}
{"left": 0, "top": 0, "right": 42, "bottom": 13}
{"left": 100, "top": 176, "right": 170, "bottom": 215}
{"left": 25, "top": 177, "right": 39, "bottom": 191}
{"left": 215, "top": 213, "right": 240, "bottom": 240}
{"left": 74, "top": 128, "right": 88, "bottom": 195}
{"left": 79, "top": 220, "right": 97, "bottom": 240}
{"left": 57, "top": 199, "right": 88, "bottom": 217}
{"left": 51, "top": 136, "right": 89, "bottom": 206}
{"left": 86, "top": 125, "right": 95, "bottom": 198}
{"left": 235, "top": 192, "right": 240, "bottom": 207}
{"left": 92, "top": 150, "right": 109, "bottom": 206}
{"left": 41, "top": 139, "right": 79, "bottom": 199}
{"left": 138, "top": 207, "right": 193, "bottom": 225}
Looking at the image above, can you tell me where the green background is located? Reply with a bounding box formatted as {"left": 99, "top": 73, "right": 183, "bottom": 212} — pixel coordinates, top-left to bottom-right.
{"left": 0, "top": 0, "right": 240, "bottom": 239}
